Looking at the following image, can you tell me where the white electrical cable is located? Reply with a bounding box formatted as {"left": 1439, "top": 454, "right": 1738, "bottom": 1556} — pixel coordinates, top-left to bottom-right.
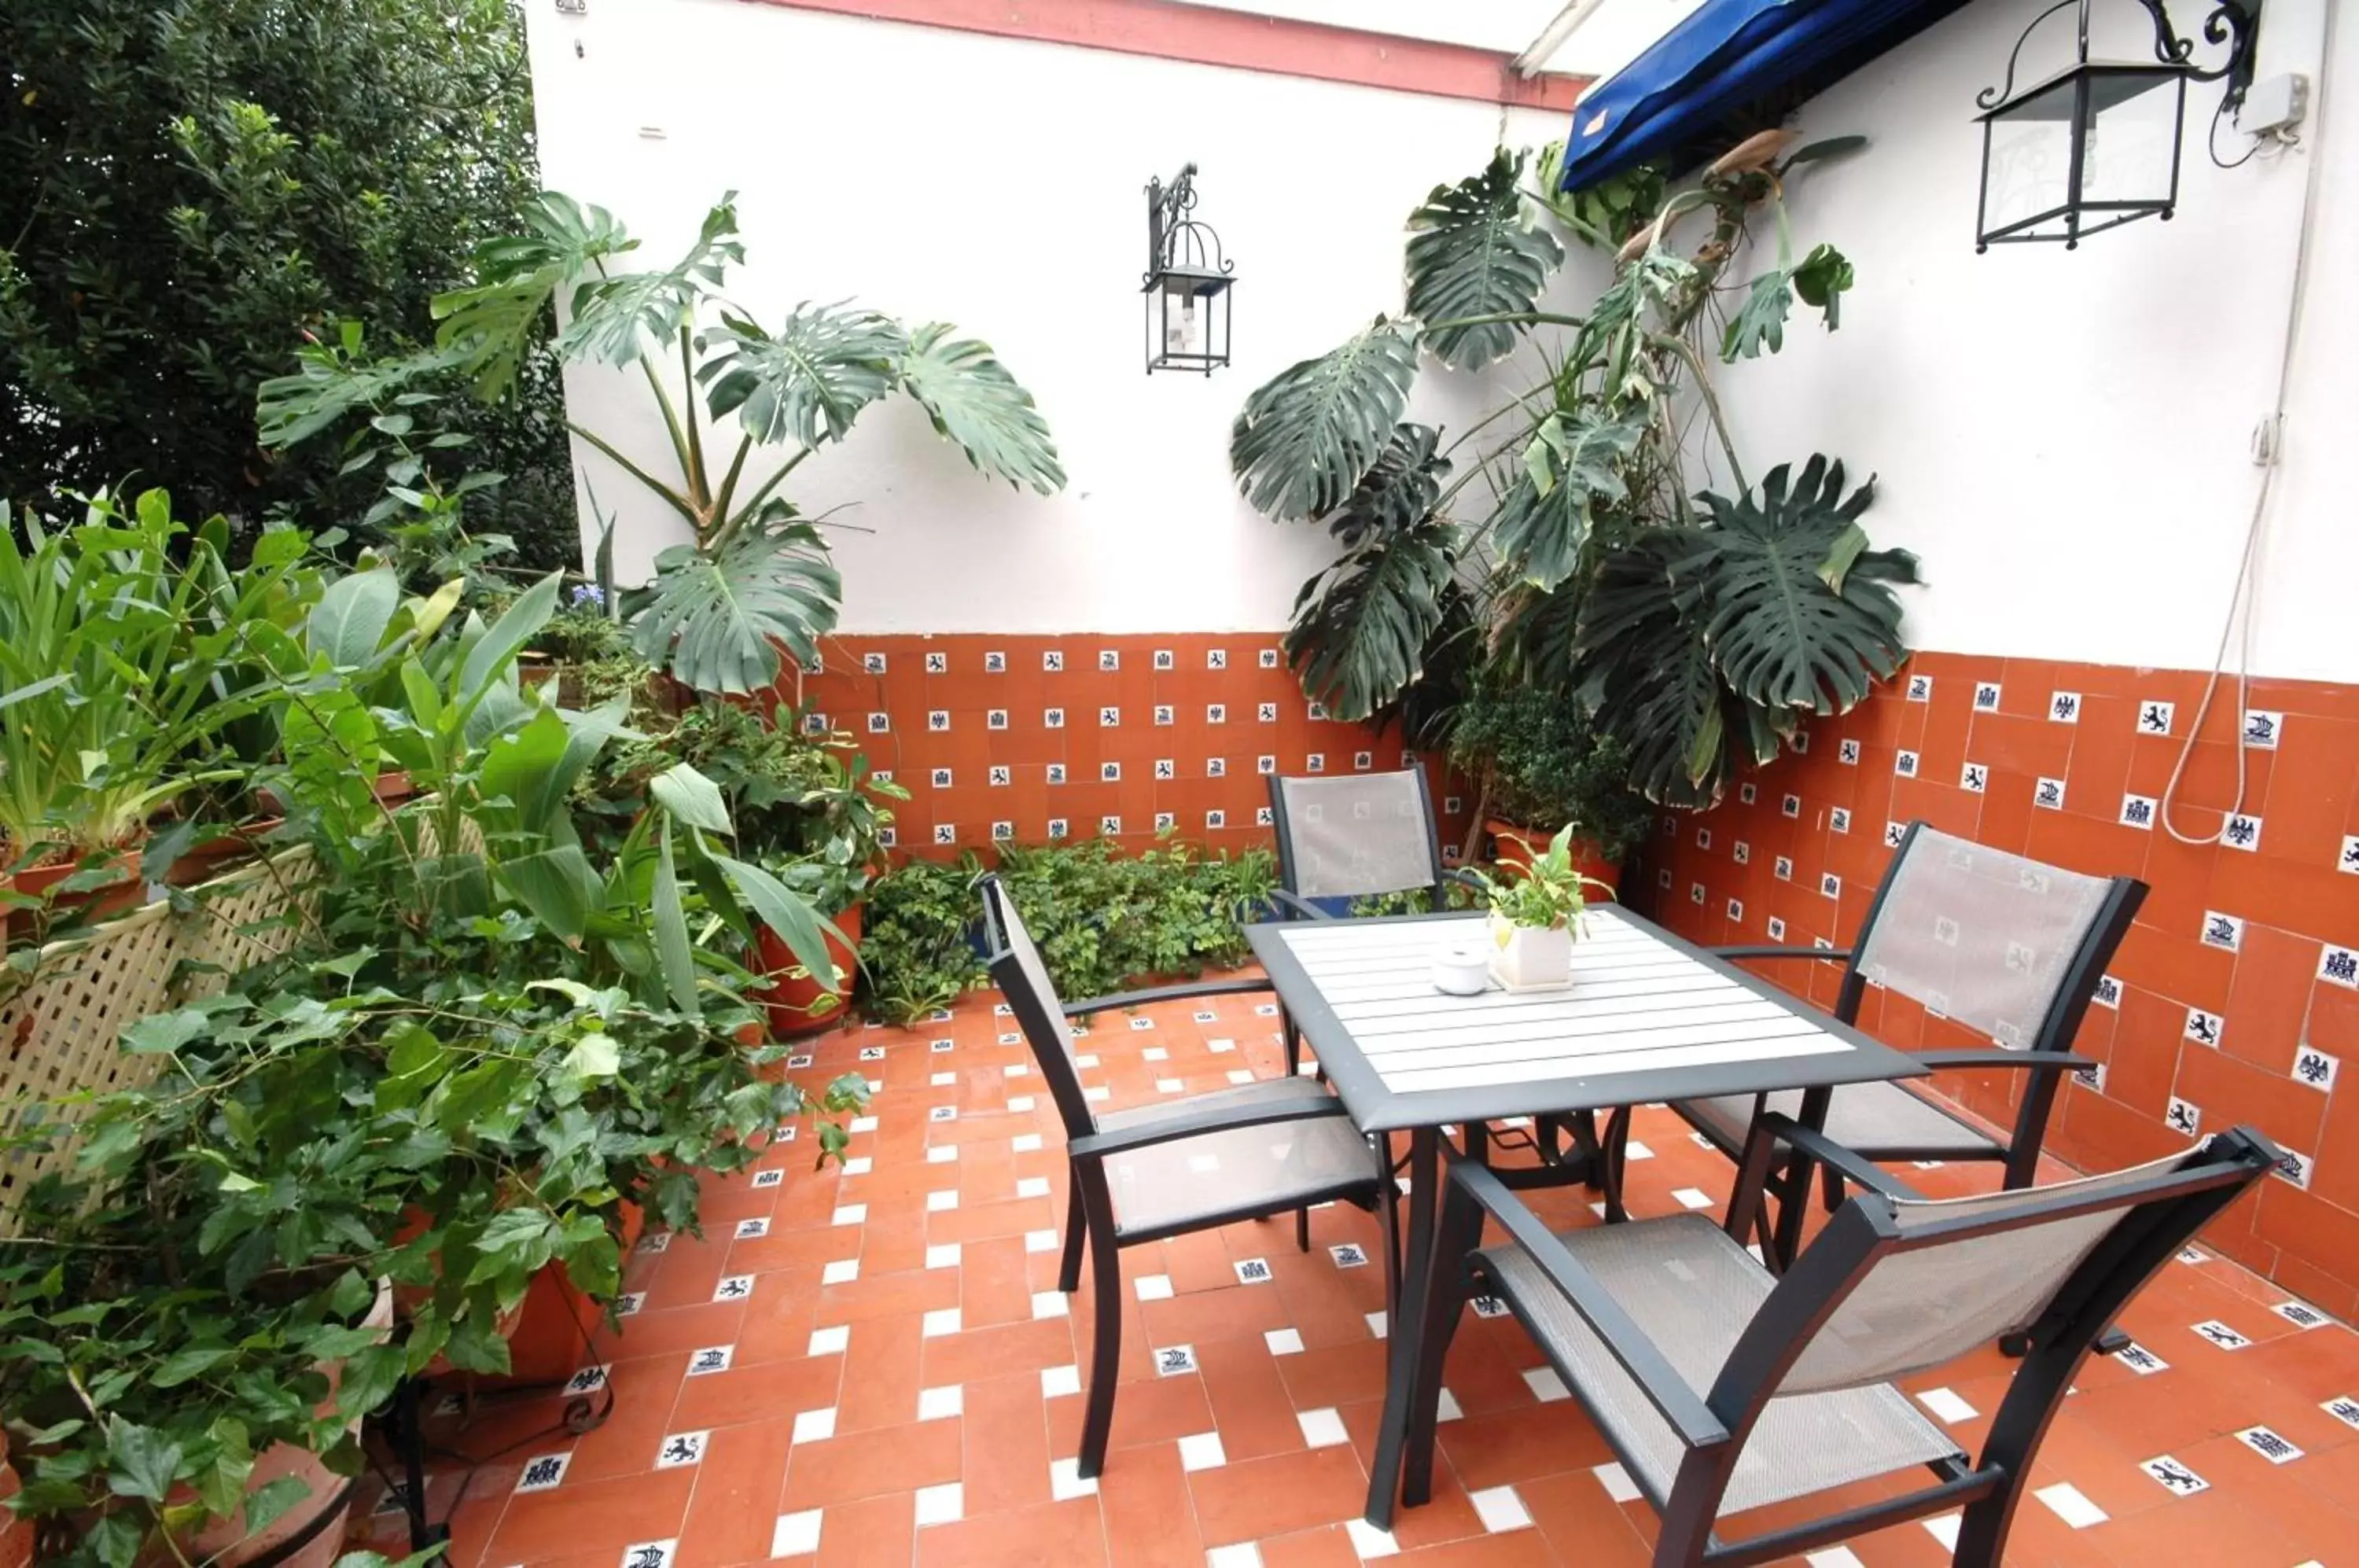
{"left": 2158, "top": 11, "right": 2337, "bottom": 845}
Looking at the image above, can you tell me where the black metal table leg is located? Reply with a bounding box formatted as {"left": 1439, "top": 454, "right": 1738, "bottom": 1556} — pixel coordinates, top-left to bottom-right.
{"left": 392, "top": 1376, "right": 451, "bottom": 1555}
{"left": 1363, "top": 1126, "right": 1438, "bottom": 1531}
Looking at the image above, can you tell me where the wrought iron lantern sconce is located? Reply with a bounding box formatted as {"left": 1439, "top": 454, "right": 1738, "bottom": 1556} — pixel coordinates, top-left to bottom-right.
{"left": 1143, "top": 164, "right": 1235, "bottom": 374}
{"left": 1974, "top": 0, "right": 2264, "bottom": 251}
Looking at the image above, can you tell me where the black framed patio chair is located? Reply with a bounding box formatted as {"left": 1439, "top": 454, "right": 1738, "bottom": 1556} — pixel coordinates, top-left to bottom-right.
{"left": 980, "top": 873, "right": 1397, "bottom": 1479}
{"left": 1265, "top": 771, "right": 1611, "bottom": 1197}
{"left": 1654, "top": 821, "right": 2144, "bottom": 1259}
{"left": 1380, "top": 1113, "right": 2279, "bottom": 1566}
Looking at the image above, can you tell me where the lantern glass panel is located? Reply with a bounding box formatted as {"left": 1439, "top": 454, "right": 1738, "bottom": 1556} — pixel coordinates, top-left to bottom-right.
{"left": 2081, "top": 70, "right": 2183, "bottom": 210}
{"left": 1981, "top": 64, "right": 2186, "bottom": 245}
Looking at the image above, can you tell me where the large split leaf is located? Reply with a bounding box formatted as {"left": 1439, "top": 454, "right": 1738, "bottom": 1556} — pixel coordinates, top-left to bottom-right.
{"left": 1404, "top": 149, "right": 1565, "bottom": 371}
{"left": 896, "top": 323, "right": 1065, "bottom": 494}
{"left": 631, "top": 517, "right": 841, "bottom": 695}
{"left": 1283, "top": 521, "right": 1460, "bottom": 723}
{"left": 1573, "top": 529, "right": 1731, "bottom": 808}
{"left": 1695, "top": 456, "right": 1916, "bottom": 713}
{"left": 1492, "top": 410, "right": 1647, "bottom": 591}
{"left": 430, "top": 191, "right": 642, "bottom": 399}
{"left": 1317, "top": 423, "right": 1448, "bottom": 547}
{"left": 1720, "top": 242, "right": 1853, "bottom": 361}
{"left": 1230, "top": 319, "right": 1421, "bottom": 521}
{"left": 697, "top": 304, "right": 905, "bottom": 451}
{"left": 558, "top": 197, "right": 745, "bottom": 370}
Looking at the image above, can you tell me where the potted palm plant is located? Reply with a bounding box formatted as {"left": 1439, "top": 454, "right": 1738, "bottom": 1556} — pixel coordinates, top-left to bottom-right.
{"left": 1468, "top": 823, "right": 1615, "bottom": 992}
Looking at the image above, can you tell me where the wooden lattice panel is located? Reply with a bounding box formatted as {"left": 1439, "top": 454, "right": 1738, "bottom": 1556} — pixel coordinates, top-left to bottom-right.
{"left": 0, "top": 848, "right": 316, "bottom": 1232}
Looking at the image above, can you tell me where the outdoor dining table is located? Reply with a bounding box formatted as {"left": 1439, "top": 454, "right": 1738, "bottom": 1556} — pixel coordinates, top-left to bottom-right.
{"left": 1242, "top": 904, "right": 1931, "bottom": 1529}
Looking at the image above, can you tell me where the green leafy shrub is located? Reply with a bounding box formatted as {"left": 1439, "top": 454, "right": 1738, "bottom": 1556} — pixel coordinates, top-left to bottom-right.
{"left": 1443, "top": 679, "right": 1655, "bottom": 864}
{"left": 859, "top": 837, "right": 1279, "bottom": 1023}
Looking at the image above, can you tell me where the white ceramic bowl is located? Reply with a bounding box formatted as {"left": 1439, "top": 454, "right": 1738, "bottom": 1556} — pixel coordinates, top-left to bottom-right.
{"left": 1430, "top": 942, "right": 1491, "bottom": 996}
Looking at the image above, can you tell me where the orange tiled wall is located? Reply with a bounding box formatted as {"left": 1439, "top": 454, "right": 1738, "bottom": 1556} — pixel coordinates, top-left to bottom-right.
{"left": 1631, "top": 649, "right": 2359, "bottom": 1316}
{"left": 791, "top": 632, "right": 1473, "bottom": 863}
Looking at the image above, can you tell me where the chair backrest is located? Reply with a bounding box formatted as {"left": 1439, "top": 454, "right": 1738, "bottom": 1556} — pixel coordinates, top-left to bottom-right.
{"left": 1266, "top": 770, "right": 1444, "bottom": 903}
{"left": 978, "top": 874, "right": 1100, "bottom": 1141}
{"left": 1739, "top": 1129, "right": 2278, "bottom": 1403}
{"left": 1842, "top": 823, "right": 2144, "bottom": 1054}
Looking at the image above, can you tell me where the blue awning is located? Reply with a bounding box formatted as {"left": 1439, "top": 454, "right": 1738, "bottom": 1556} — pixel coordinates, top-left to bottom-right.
{"left": 1558, "top": 0, "right": 1966, "bottom": 191}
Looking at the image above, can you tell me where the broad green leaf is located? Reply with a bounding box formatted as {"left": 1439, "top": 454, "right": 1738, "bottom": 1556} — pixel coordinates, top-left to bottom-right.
{"left": 1790, "top": 242, "right": 1856, "bottom": 330}
{"left": 1230, "top": 320, "right": 1421, "bottom": 521}
{"left": 1404, "top": 149, "right": 1565, "bottom": 370}
{"left": 495, "top": 845, "right": 602, "bottom": 942}
{"left": 149, "top": 1345, "right": 234, "bottom": 1389}
{"left": 564, "top": 1031, "right": 621, "bottom": 1084}
{"left": 896, "top": 323, "right": 1065, "bottom": 494}
{"left": 120, "top": 1009, "right": 211, "bottom": 1054}
{"left": 631, "top": 518, "right": 840, "bottom": 696}
{"left": 307, "top": 569, "right": 401, "bottom": 669}
{"left": 652, "top": 821, "right": 701, "bottom": 1016}
{"left": 650, "top": 762, "right": 733, "bottom": 834}
{"left": 456, "top": 571, "right": 560, "bottom": 713}
{"left": 1721, "top": 268, "right": 1795, "bottom": 361}
{"left": 1573, "top": 528, "right": 1730, "bottom": 808}
{"left": 698, "top": 304, "right": 904, "bottom": 451}
{"left": 1281, "top": 521, "right": 1459, "bottom": 723}
{"left": 712, "top": 850, "right": 837, "bottom": 985}
{"left": 240, "top": 1474, "right": 316, "bottom": 1540}
{"left": 1316, "top": 423, "right": 1448, "bottom": 546}
{"left": 105, "top": 1416, "right": 184, "bottom": 1503}
{"left": 1489, "top": 410, "right": 1647, "bottom": 592}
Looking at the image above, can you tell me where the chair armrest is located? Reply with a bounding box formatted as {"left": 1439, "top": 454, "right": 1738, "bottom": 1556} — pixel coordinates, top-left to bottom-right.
{"left": 1746, "top": 1113, "right": 1926, "bottom": 1202}
{"left": 1269, "top": 888, "right": 1333, "bottom": 922}
{"left": 1913, "top": 1048, "right": 2097, "bottom": 1075}
{"left": 1064, "top": 975, "right": 1275, "bottom": 1018}
{"left": 1448, "top": 1155, "right": 1730, "bottom": 1450}
{"left": 1712, "top": 944, "right": 1855, "bottom": 963}
{"left": 1065, "top": 1089, "right": 1352, "bottom": 1161}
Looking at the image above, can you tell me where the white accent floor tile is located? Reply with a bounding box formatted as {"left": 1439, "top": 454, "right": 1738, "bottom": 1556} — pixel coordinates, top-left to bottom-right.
{"left": 1032, "top": 1290, "right": 1069, "bottom": 1320}
{"left": 1624, "top": 1140, "right": 1655, "bottom": 1161}
{"left": 926, "top": 1243, "right": 962, "bottom": 1270}
{"left": 1025, "top": 1228, "right": 1060, "bottom": 1253}
{"left": 1135, "top": 1273, "right": 1176, "bottom": 1301}
{"left": 918, "top": 1385, "right": 963, "bottom": 1422}
{"left": 1042, "top": 1364, "right": 1082, "bottom": 1399}
{"left": 1177, "top": 1431, "right": 1228, "bottom": 1472}
{"left": 1671, "top": 1187, "right": 1715, "bottom": 1210}
{"left": 1013, "top": 1132, "right": 1043, "bottom": 1152}
{"left": 1205, "top": 1547, "right": 1261, "bottom": 1568}
{"left": 790, "top": 1407, "right": 836, "bottom": 1444}
{"left": 926, "top": 1146, "right": 959, "bottom": 1165}
{"left": 1525, "top": 1367, "right": 1572, "bottom": 1403}
{"left": 1917, "top": 1386, "right": 1978, "bottom": 1423}
{"left": 926, "top": 1189, "right": 959, "bottom": 1213}
{"left": 771, "top": 1509, "right": 823, "bottom": 1557}
{"left": 820, "top": 1259, "right": 859, "bottom": 1286}
{"left": 1592, "top": 1461, "right": 1640, "bottom": 1503}
{"left": 1923, "top": 1514, "right": 1962, "bottom": 1550}
{"left": 922, "top": 1308, "right": 962, "bottom": 1338}
{"left": 2035, "top": 1482, "right": 2108, "bottom": 1528}
{"left": 1344, "top": 1519, "right": 1398, "bottom": 1559}
{"left": 1264, "top": 1327, "right": 1305, "bottom": 1356}
{"left": 1017, "top": 1176, "right": 1053, "bottom": 1198}
{"left": 807, "top": 1325, "right": 849, "bottom": 1357}
{"left": 1049, "top": 1457, "right": 1099, "bottom": 1501}
{"left": 1365, "top": 1311, "right": 1388, "bottom": 1339}
{"left": 831, "top": 1204, "right": 866, "bottom": 1227}
{"left": 1436, "top": 1389, "right": 1463, "bottom": 1423}
{"left": 1297, "top": 1408, "right": 1349, "bottom": 1448}
{"left": 1470, "top": 1484, "right": 1532, "bottom": 1533}
{"left": 1804, "top": 1550, "right": 1866, "bottom": 1568}
{"left": 913, "top": 1482, "right": 962, "bottom": 1528}
{"left": 840, "top": 1158, "right": 872, "bottom": 1176}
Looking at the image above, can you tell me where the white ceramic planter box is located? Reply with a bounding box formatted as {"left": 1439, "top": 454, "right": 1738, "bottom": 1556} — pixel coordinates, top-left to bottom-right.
{"left": 1489, "top": 915, "right": 1573, "bottom": 992}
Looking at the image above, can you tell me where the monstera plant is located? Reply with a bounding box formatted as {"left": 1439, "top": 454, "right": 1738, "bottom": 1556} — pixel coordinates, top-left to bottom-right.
{"left": 1230, "top": 138, "right": 1918, "bottom": 808}
{"left": 263, "top": 192, "right": 1064, "bottom": 695}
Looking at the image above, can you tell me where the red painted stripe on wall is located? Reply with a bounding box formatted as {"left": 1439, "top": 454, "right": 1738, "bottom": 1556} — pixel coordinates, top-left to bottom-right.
{"left": 742, "top": 0, "right": 1591, "bottom": 110}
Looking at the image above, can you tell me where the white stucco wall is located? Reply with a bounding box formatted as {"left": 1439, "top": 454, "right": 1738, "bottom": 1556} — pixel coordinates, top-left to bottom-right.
{"left": 523, "top": 0, "right": 1566, "bottom": 634}
{"left": 1701, "top": 0, "right": 2350, "bottom": 682}
{"left": 528, "top": 0, "right": 2354, "bottom": 683}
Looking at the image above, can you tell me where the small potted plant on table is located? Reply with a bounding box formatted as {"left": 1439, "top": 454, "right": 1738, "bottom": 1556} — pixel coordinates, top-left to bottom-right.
{"left": 1470, "top": 823, "right": 1615, "bottom": 992}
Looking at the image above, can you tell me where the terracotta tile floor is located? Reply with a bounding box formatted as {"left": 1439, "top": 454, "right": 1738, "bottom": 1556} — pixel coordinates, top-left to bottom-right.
{"left": 363, "top": 984, "right": 2359, "bottom": 1567}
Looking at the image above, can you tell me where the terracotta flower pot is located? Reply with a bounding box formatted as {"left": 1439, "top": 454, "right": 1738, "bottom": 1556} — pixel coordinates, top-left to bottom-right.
{"left": 179, "top": 1280, "right": 395, "bottom": 1568}
{"left": 753, "top": 906, "right": 861, "bottom": 1040}
{"left": 1484, "top": 818, "right": 1621, "bottom": 896}
{"left": 0, "top": 850, "right": 145, "bottom": 938}
{"left": 163, "top": 820, "right": 285, "bottom": 888}
{"left": 370, "top": 771, "right": 417, "bottom": 805}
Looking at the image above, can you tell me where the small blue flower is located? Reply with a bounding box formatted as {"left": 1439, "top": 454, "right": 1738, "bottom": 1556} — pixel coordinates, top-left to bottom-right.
{"left": 569, "top": 583, "right": 605, "bottom": 609}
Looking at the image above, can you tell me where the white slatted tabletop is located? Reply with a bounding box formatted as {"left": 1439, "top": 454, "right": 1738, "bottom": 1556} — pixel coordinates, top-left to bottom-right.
{"left": 1247, "top": 907, "right": 1923, "bottom": 1132}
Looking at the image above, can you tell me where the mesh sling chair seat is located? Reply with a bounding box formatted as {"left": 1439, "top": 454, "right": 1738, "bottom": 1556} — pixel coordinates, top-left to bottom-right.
{"left": 1654, "top": 821, "right": 2146, "bottom": 1260}
{"left": 980, "top": 874, "right": 1395, "bottom": 1478}
{"left": 1378, "top": 1113, "right": 2279, "bottom": 1566}
{"left": 1265, "top": 771, "right": 1616, "bottom": 1203}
